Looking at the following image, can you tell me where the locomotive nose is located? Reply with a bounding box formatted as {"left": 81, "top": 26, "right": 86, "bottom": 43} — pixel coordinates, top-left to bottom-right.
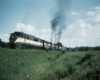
{"left": 10, "top": 37, "right": 16, "bottom": 42}
{"left": 9, "top": 36, "right": 16, "bottom": 48}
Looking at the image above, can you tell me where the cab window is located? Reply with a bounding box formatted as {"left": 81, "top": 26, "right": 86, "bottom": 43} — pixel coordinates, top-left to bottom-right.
{"left": 34, "top": 39, "right": 38, "bottom": 42}
{"left": 27, "top": 36, "right": 29, "bottom": 40}
{"left": 16, "top": 33, "right": 21, "bottom": 36}
{"left": 10, "top": 33, "right": 15, "bottom": 37}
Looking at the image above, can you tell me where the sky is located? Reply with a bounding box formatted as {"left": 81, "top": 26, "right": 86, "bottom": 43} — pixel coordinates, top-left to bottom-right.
{"left": 0, "top": 0, "right": 100, "bottom": 47}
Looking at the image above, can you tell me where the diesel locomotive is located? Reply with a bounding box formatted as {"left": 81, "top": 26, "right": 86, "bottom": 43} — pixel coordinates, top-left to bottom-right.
{"left": 9, "top": 31, "right": 66, "bottom": 50}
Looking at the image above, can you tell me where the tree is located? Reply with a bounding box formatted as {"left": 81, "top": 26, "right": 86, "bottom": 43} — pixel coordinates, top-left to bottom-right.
{"left": 79, "top": 47, "right": 84, "bottom": 51}
{"left": 84, "top": 47, "right": 89, "bottom": 51}
{"left": 94, "top": 46, "right": 100, "bottom": 50}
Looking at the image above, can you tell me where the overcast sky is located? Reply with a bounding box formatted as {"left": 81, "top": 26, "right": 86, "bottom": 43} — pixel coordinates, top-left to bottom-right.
{"left": 0, "top": 0, "right": 100, "bottom": 47}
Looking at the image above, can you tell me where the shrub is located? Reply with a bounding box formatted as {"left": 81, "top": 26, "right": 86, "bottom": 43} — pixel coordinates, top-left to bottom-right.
{"left": 45, "top": 49, "right": 49, "bottom": 52}
{"left": 76, "top": 53, "right": 95, "bottom": 65}
{"left": 81, "top": 53, "right": 94, "bottom": 61}
{"left": 94, "top": 46, "right": 100, "bottom": 50}
{"left": 79, "top": 47, "right": 84, "bottom": 51}
{"left": 84, "top": 47, "right": 89, "bottom": 51}
{"left": 62, "top": 51, "right": 66, "bottom": 54}
{"left": 47, "top": 57, "right": 52, "bottom": 60}
{"left": 56, "top": 54, "right": 60, "bottom": 58}
{"left": 21, "top": 62, "right": 25, "bottom": 67}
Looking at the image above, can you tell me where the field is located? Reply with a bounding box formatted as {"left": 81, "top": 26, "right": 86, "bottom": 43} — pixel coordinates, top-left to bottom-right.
{"left": 0, "top": 47, "right": 100, "bottom": 80}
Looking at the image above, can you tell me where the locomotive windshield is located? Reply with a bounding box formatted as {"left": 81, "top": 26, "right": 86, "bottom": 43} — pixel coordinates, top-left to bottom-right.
{"left": 10, "top": 33, "right": 15, "bottom": 37}
{"left": 15, "top": 32, "right": 21, "bottom": 36}
{"left": 10, "top": 32, "right": 23, "bottom": 37}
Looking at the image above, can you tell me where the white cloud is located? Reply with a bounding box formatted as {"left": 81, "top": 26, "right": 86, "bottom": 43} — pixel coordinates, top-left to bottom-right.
{"left": 60, "top": 5, "right": 100, "bottom": 47}
{"left": 67, "top": 25, "right": 74, "bottom": 29}
{"left": 86, "top": 5, "right": 100, "bottom": 22}
{"left": 41, "top": 29, "right": 51, "bottom": 33}
{"left": 71, "top": 12, "right": 81, "bottom": 15}
{"left": 41, "top": 29, "right": 47, "bottom": 33}
{"left": 86, "top": 11, "right": 95, "bottom": 16}
{"left": 14, "top": 23, "right": 51, "bottom": 42}
{"left": 77, "top": 19, "right": 92, "bottom": 29}
{"left": 15, "top": 23, "right": 39, "bottom": 36}
{"left": 0, "top": 34, "right": 9, "bottom": 42}
{"left": 77, "top": 19, "right": 86, "bottom": 28}
{"left": 61, "top": 25, "right": 100, "bottom": 47}
{"left": 94, "top": 5, "right": 100, "bottom": 10}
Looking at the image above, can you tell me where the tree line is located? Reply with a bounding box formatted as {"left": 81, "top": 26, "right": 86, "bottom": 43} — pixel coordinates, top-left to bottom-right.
{"left": 0, "top": 39, "right": 10, "bottom": 48}
{"left": 78, "top": 46, "right": 100, "bottom": 51}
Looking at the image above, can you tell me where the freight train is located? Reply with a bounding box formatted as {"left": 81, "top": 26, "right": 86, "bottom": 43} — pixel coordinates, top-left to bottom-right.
{"left": 9, "top": 31, "right": 67, "bottom": 50}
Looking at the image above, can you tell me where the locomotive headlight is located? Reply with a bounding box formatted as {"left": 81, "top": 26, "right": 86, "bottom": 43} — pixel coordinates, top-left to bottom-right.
{"left": 12, "top": 37, "right": 14, "bottom": 38}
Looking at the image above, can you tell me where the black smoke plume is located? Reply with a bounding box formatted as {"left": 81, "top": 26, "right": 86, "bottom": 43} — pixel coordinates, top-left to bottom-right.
{"left": 51, "top": 0, "right": 70, "bottom": 43}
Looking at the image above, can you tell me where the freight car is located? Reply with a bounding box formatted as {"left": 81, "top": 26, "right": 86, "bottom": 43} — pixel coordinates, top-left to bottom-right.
{"left": 9, "top": 31, "right": 66, "bottom": 50}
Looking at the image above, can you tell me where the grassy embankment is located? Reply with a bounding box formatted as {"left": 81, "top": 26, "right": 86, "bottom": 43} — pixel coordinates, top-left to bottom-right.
{"left": 0, "top": 47, "right": 100, "bottom": 80}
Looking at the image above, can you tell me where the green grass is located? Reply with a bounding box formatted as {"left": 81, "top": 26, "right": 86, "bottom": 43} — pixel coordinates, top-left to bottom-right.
{"left": 0, "top": 47, "right": 100, "bottom": 80}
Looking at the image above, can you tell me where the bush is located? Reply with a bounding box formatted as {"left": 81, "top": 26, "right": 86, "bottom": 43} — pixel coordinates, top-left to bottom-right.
{"left": 50, "top": 48, "right": 53, "bottom": 51}
{"left": 45, "top": 49, "right": 49, "bottom": 52}
{"left": 84, "top": 47, "right": 89, "bottom": 51}
{"left": 81, "top": 53, "right": 94, "bottom": 61}
{"left": 47, "top": 57, "right": 52, "bottom": 60}
{"left": 79, "top": 47, "right": 84, "bottom": 51}
{"left": 76, "top": 53, "right": 95, "bottom": 65}
{"left": 62, "top": 51, "right": 66, "bottom": 54}
{"left": 94, "top": 46, "right": 100, "bottom": 50}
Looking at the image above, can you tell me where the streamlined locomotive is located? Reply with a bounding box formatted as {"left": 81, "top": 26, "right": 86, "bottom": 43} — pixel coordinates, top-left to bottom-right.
{"left": 9, "top": 31, "right": 66, "bottom": 50}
